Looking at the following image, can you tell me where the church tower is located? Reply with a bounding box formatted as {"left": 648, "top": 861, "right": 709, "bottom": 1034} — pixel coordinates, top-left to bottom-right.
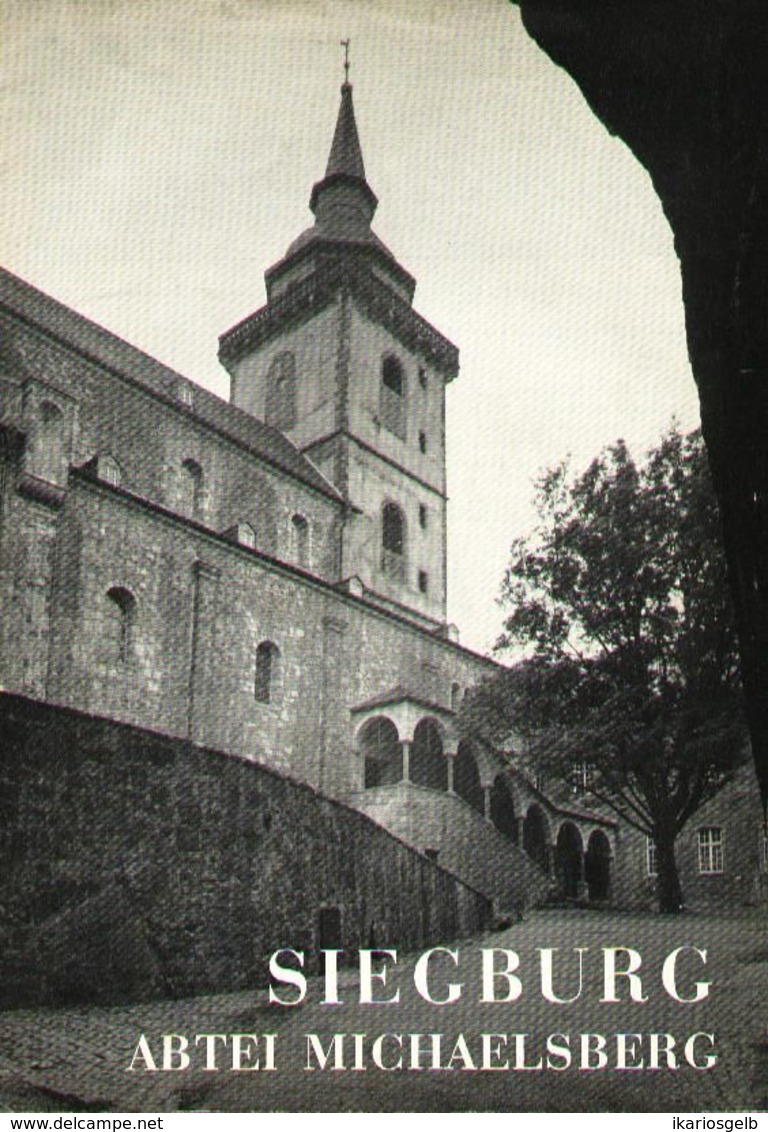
{"left": 219, "top": 77, "right": 459, "bottom": 631}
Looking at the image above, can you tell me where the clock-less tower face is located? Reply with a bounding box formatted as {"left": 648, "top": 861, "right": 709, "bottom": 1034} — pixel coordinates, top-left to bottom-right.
{"left": 219, "top": 81, "right": 458, "bottom": 631}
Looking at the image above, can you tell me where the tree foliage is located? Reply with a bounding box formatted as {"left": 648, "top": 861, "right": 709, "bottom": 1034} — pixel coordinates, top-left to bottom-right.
{"left": 461, "top": 427, "right": 747, "bottom": 912}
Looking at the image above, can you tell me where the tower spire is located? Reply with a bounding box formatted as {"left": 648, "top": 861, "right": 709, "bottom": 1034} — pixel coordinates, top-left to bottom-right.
{"left": 263, "top": 65, "right": 416, "bottom": 305}
{"left": 322, "top": 67, "right": 367, "bottom": 183}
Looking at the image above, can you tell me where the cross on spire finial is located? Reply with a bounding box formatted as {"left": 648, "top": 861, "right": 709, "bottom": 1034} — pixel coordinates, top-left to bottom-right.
{"left": 340, "top": 38, "right": 350, "bottom": 84}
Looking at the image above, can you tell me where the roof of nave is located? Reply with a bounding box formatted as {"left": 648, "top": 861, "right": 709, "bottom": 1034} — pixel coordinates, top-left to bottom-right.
{"left": 0, "top": 266, "right": 343, "bottom": 504}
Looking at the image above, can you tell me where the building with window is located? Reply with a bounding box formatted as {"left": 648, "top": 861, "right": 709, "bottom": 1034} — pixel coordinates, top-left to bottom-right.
{"left": 3, "top": 78, "right": 618, "bottom": 913}
{"left": 2, "top": 76, "right": 758, "bottom": 915}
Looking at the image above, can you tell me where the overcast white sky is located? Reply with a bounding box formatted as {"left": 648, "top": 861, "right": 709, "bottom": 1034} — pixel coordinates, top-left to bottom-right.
{"left": 4, "top": 0, "right": 701, "bottom": 654}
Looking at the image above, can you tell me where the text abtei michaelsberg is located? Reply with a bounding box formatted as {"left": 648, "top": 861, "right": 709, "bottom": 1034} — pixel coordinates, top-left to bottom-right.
{"left": 127, "top": 945, "right": 719, "bottom": 1073}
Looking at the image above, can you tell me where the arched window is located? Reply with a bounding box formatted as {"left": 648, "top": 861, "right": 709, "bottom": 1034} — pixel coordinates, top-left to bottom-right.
{"left": 381, "top": 502, "right": 405, "bottom": 581}
{"left": 490, "top": 775, "right": 518, "bottom": 841}
{"left": 380, "top": 355, "right": 406, "bottom": 439}
{"left": 255, "top": 640, "right": 281, "bottom": 704}
{"left": 265, "top": 352, "right": 297, "bottom": 431}
{"left": 180, "top": 458, "right": 203, "bottom": 519}
{"left": 523, "top": 804, "right": 550, "bottom": 873}
{"left": 104, "top": 587, "right": 136, "bottom": 665}
{"left": 454, "top": 740, "right": 484, "bottom": 814}
{"left": 410, "top": 719, "right": 447, "bottom": 791}
{"left": 291, "top": 514, "right": 309, "bottom": 567}
{"left": 555, "top": 822, "right": 584, "bottom": 899}
{"left": 36, "top": 400, "right": 64, "bottom": 484}
{"left": 360, "top": 717, "right": 401, "bottom": 788}
{"left": 585, "top": 830, "right": 612, "bottom": 902}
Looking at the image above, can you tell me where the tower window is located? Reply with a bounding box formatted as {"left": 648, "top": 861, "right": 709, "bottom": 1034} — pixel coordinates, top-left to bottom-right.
{"left": 104, "top": 587, "right": 136, "bottom": 665}
{"left": 380, "top": 356, "right": 406, "bottom": 440}
{"left": 180, "top": 458, "right": 204, "bottom": 520}
{"left": 291, "top": 513, "right": 309, "bottom": 568}
{"left": 381, "top": 502, "right": 406, "bottom": 581}
{"left": 418, "top": 367, "right": 427, "bottom": 390}
{"left": 255, "top": 640, "right": 281, "bottom": 704}
{"left": 418, "top": 570, "right": 429, "bottom": 594}
{"left": 419, "top": 504, "right": 428, "bottom": 530}
{"left": 265, "top": 351, "right": 297, "bottom": 431}
{"left": 35, "top": 400, "right": 65, "bottom": 485}
{"left": 418, "top": 430, "right": 427, "bottom": 454}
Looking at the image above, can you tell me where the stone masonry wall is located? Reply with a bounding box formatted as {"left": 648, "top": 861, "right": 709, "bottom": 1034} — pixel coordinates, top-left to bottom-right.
{"left": 0, "top": 691, "right": 491, "bottom": 1009}
{"left": 30, "top": 476, "right": 494, "bottom": 796}
{"left": 351, "top": 783, "right": 551, "bottom": 912}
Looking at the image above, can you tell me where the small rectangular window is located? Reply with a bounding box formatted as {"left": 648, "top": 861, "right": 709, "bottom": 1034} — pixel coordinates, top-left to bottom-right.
{"left": 418, "top": 430, "right": 427, "bottom": 454}
{"left": 646, "top": 837, "right": 658, "bottom": 877}
{"left": 418, "top": 570, "right": 429, "bottom": 594}
{"left": 418, "top": 367, "right": 427, "bottom": 390}
{"left": 419, "top": 504, "right": 428, "bottom": 530}
{"left": 697, "top": 827, "right": 724, "bottom": 874}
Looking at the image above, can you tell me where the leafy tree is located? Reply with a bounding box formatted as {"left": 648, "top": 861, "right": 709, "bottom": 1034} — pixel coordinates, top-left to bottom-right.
{"left": 461, "top": 427, "right": 746, "bottom": 913}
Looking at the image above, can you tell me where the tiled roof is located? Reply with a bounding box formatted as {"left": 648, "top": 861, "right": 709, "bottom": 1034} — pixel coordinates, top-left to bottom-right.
{"left": 351, "top": 685, "right": 454, "bottom": 716}
{"left": 0, "top": 267, "right": 343, "bottom": 504}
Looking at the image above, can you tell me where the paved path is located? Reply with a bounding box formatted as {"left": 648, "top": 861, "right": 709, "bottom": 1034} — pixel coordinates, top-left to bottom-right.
{"left": 1, "top": 909, "right": 766, "bottom": 1112}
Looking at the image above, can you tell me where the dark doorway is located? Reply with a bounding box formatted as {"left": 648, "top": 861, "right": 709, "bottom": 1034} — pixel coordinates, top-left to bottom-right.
{"left": 490, "top": 775, "right": 518, "bottom": 842}
{"left": 317, "top": 906, "right": 342, "bottom": 976}
{"left": 454, "top": 741, "right": 484, "bottom": 814}
{"left": 523, "top": 804, "right": 549, "bottom": 872}
{"left": 555, "top": 823, "right": 584, "bottom": 899}
{"left": 585, "top": 830, "right": 612, "bottom": 902}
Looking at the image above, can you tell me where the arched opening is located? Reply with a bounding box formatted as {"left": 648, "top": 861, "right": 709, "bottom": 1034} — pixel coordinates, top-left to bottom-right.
{"left": 410, "top": 719, "right": 447, "bottom": 791}
{"left": 453, "top": 740, "right": 484, "bottom": 814}
{"left": 36, "top": 400, "right": 64, "bottom": 484}
{"left": 291, "top": 514, "right": 309, "bottom": 568}
{"left": 585, "top": 830, "right": 612, "bottom": 902}
{"left": 255, "top": 640, "right": 281, "bottom": 704}
{"left": 104, "top": 587, "right": 136, "bottom": 665}
{"left": 180, "top": 458, "right": 203, "bottom": 519}
{"left": 381, "top": 502, "right": 406, "bottom": 581}
{"left": 265, "top": 351, "right": 297, "bottom": 431}
{"left": 490, "top": 775, "right": 518, "bottom": 843}
{"left": 380, "top": 355, "right": 406, "bottom": 439}
{"left": 523, "top": 804, "right": 550, "bottom": 873}
{"left": 555, "top": 822, "right": 584, "bottom": 900}
{"left": 360, "top": 717, "right": 401, "bottom": 788}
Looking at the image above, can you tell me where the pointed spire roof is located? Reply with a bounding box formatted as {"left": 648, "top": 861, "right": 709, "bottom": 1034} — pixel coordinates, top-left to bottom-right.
{"left": 325, "top": 81, "right": 366, "bottom": 181}
{"left": 309, "top": 81, "right": 377, "bottom": 218}
{"left": 265, "top": 79, "right": 417, "bottom": 305}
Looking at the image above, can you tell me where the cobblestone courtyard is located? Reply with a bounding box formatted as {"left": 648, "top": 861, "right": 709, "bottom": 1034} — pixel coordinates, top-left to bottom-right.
{"left": 1, "top": 908, "right": 766, "bottom": 1113}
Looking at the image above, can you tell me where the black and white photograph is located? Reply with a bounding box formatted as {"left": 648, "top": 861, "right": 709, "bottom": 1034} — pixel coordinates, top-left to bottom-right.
{"left": 1, "top": 0, "right": 767, "bottom": 1116}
